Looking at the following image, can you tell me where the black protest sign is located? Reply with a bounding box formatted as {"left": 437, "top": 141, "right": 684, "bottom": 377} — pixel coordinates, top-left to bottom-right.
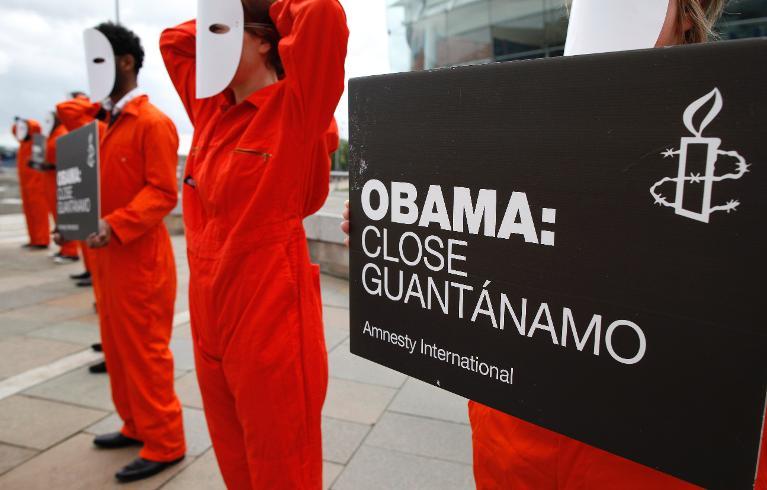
{"left": 56, "top": 121, "right": 100, "bottom": 240}
{"left": 29, "top": 134, "right": 47, "bottom": 170}
{"left": 348, "top": 39, "right": 767, "bottom": 489}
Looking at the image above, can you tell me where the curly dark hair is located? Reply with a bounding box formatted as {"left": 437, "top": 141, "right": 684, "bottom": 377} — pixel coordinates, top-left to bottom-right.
{"left": 95, "top": 22, "right": 145, "bottom": 74}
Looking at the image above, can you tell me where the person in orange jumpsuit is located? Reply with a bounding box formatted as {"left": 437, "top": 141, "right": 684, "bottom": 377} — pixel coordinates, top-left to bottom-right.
{"left": 339, "top": 0, "right": 767, "bottom": 487}
{"left": 56, "top": 21, "right": 185, "bottom": 483}
{"left": 161, "top": 0, "right": 348, "bottom": 486}
{"left": 466, "top": 1, "right": 767, "bottom": 489}
{"left": 12, "top": 118, "right": 49, "bottom": 249}
{"left": 41, "top": 113, "right": 79, "bottom": 261}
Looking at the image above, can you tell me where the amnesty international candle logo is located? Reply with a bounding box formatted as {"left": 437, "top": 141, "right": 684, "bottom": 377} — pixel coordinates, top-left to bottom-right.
{"left": 86, "top": 133, "right": 96, "bottom": 168}
{"left": 650, "top": 88, "right": 751, "bottom": 223}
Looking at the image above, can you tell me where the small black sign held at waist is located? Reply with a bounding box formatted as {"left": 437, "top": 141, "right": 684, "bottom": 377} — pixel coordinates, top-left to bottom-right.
{"left": 30, "top": 134, "right": 46, "bottom": 168}
{"left": 348, "top": 39, "right": 767, "bottom": 489}
{"left": 56, "top": 121, "right": 100, "bottom": 241}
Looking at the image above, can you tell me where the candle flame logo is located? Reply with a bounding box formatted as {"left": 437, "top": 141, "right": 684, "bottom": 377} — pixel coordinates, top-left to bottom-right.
{"left": 86, "top": 133, "right": 96, "bottom": 169}
{"left": 650, "top": 88, "right": 750, "bottom": 223}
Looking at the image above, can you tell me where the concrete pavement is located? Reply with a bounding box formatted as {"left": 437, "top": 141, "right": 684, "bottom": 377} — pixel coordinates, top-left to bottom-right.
{"left": 0, "top": 218, "right": 475, "bottom": 489}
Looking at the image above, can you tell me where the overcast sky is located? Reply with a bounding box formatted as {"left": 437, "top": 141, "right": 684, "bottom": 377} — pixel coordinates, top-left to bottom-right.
{"left": 0, "top": 0, "right": 391, "bottom": 149}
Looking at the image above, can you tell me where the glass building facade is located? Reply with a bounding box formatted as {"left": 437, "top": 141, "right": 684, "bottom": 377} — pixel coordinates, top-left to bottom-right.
{"left": 387, "top": 0, "right": 767, "bottom": 72}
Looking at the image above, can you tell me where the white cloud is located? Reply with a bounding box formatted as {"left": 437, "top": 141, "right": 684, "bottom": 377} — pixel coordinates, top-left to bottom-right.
{"left": 0, "top": 0, "right": 390, "bottom": 144}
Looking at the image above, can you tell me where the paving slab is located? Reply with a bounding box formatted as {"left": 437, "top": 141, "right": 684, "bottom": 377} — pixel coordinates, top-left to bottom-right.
{"left": 329, "top": 341, "right": 407, "bottom": 389}
{"left": 2, "top": 304, "right": 88, "bottom": 325}
{"left": 43, "top": 291, "right": 95, "bottom": 311}
{"left": 24, "top": 365, "right": 113, "bottom": 411}
{"left": 0, "top": 443, "right": 37, "bottom": 476}
{"left": 173, "top": 322, "right": 192, "bottom": 340}
{"left": 27, "top": 321, "right": 100, "bottom": 346}
{"left": 388, "top": 378, "right": 470, "bottom": 425}
{"left": 0, "top": 317, "right": 45, "bottom": 339}
{"left": 332, "top": 445, "right": 474, "bottom": 490}
{"left": 175, "top": 371, "right": 203, "bottom": 409}
{"left": 324, "top": 305, "right": 349, "bottom": 330}
{"left": 0, "top": 434, "right": 192, "bottom": 490}
{"left": 170, "top": 337, "right": 196, "bottom": 372}
{"left": 0, "top": 337, "right": 84, "bottom": 380}
{"left": 321, "top": 275, "right": 349, "bottom": 309}
{"left": 324, "top": 461, "right": 344, "bottom": 490}
{"left": 0, "top": 285, "right": 67, "bottom": 312}
{"left": 322, "top": 416, "right": 370, "bottom": 464}
{"left": 162, "top": 449, "right": 225, "bottom": 490}
{"left": 322, "top": 378, "right": 396, "bottom": 425}
{"left": 364, "top": 412, "right": 473, "bottom": 465}
{"left": 325, "top": 323, "right": 349, "bottom": 353}
{"left": 0, "top": 395, "right": 106, "bottom": 450}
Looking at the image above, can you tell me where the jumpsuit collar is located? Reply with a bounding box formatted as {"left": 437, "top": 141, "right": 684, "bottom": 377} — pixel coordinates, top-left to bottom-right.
{"left": 218, "top": 82, "right": 280, "bottom": 112}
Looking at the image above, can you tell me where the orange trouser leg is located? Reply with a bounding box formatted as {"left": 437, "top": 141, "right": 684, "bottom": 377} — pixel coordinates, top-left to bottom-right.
{"left": 81, "top": 243, "right": 92, "bottom": 272}
{"left": 19, "top": 168, "right": 50, "bottom": 245}
{"left": 190, "top": 229, "right": 327, "bottom": 489}
{"left": 45, "top": 172, "right": 78, "bottom": 257}
{"left": 469, "top": 402, "right": 700, "bottom": 490}
{"left": 99, "top": 231, "right": 185, "bottom": 462}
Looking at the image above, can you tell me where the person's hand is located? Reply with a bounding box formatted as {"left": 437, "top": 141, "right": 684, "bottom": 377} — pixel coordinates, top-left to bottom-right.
{"left": 86, "top": 220, "right": 112, "bottom": 249}
{"left": 341, "top": 200, "right": 350, "bottom": 248}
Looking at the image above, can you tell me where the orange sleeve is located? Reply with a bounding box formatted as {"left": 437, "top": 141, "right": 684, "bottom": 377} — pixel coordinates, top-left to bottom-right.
{"left": 271, "top": 0, "right": 349, "bottom": 137}
{"left": 104, "top": 116, "right": 180, "bottom": 245}
{"left": 56, "top": 98, "right": 102, "bottom": 132}
{"left": 160, "top": 20, "right": 217, "bottom": 128}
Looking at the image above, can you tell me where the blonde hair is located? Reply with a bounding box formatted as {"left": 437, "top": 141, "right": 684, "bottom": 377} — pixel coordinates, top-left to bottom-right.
{"left": 677, "top": 0, "right": 726, "bottom": 44}
{"left": 564, "top": 0, "right": 727, "bottom": 45}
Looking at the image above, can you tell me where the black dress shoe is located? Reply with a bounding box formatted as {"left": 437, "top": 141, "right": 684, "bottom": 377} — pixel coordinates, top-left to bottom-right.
{"left": 70, "top": 270, "right": 91, "bottom": 280}
{"left": 91, "top": 343, "right": 103, "bottom": 352}
{"left": 76, "top": 278, "right": 93, "bottom": 287}
{"left": 115, "top": 456, "right": 184, "bottom": 483}
{"left": 93, "top": 432, "right": 142, "bottom": 449}
{"left": 21, "top": 243, "right": 49, "bottom": 250}
{"left": 89, "top": 360, "right": 107, "bottom": 373}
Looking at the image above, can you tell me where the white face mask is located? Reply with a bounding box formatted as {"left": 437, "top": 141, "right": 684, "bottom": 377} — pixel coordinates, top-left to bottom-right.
{"left": 42, "top": 112, "right": 56, "bottom": 138}
{"left": 14, "top": 120, "right": 29, "bottom": 141}
{"left": 83, "top": 28, "right": 117, "bottom": 102}
{"left": 196, "top": 0, "right": 244, "bottom": 99}
{"left": 564, "top": 0, "right": 670, "bottom": 56}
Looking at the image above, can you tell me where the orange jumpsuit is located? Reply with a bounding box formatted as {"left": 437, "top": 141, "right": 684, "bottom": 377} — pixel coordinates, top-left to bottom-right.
{"left": 57, "top": 96, "right": 186, "bottom": 463}
{"left": 470, "top": 402, "right": 767, "bottom": 489}
{"left": 13, "top": 120, "right": 50, "bottom": 246}
{"left": 43, "top": 123, "right": 79, "bottom": 258}
{"left": 160, "top": 0, "right": 348, "bottom": 486}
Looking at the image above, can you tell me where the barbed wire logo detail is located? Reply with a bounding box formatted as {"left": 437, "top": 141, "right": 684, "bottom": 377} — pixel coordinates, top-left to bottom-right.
{"left": 650, "top": 87, "right": 750, "bottom": 223}
{"left": 87, "top": 133, "right": 96, "bottom": 169}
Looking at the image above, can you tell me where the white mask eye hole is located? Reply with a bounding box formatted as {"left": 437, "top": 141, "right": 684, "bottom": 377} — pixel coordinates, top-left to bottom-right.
{"left": 209, "top": 23, "right": 231, "bottom": 34}
{"left": 93, "top": 57, "right": 106, "bottom": 64}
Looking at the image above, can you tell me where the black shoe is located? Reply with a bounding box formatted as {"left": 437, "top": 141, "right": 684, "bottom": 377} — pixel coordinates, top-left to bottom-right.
{"left": 89, "top": 360, "right": 107, "bottom": 373}
{"left": 115, "top": 456, "right": 184, "bottom": 483}
{"left": 21, "top": 243, "right": 49, "bottom": 250}
{"left": 70, "top": 270, "right": 91, "bottom": 280}
{"left": 93, "top": 432, "right": 142, "bottom": 449}
{"left": 91, "top": 343, "right": 103, "bottom": 352}
{"left": 76, "top": 278, "right": 93, "bottom": 287}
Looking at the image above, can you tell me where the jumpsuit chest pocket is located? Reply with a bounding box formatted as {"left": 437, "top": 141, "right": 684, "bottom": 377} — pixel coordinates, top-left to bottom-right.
{"left": 216, "top": 147, "right": 272, "bottom": 210}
